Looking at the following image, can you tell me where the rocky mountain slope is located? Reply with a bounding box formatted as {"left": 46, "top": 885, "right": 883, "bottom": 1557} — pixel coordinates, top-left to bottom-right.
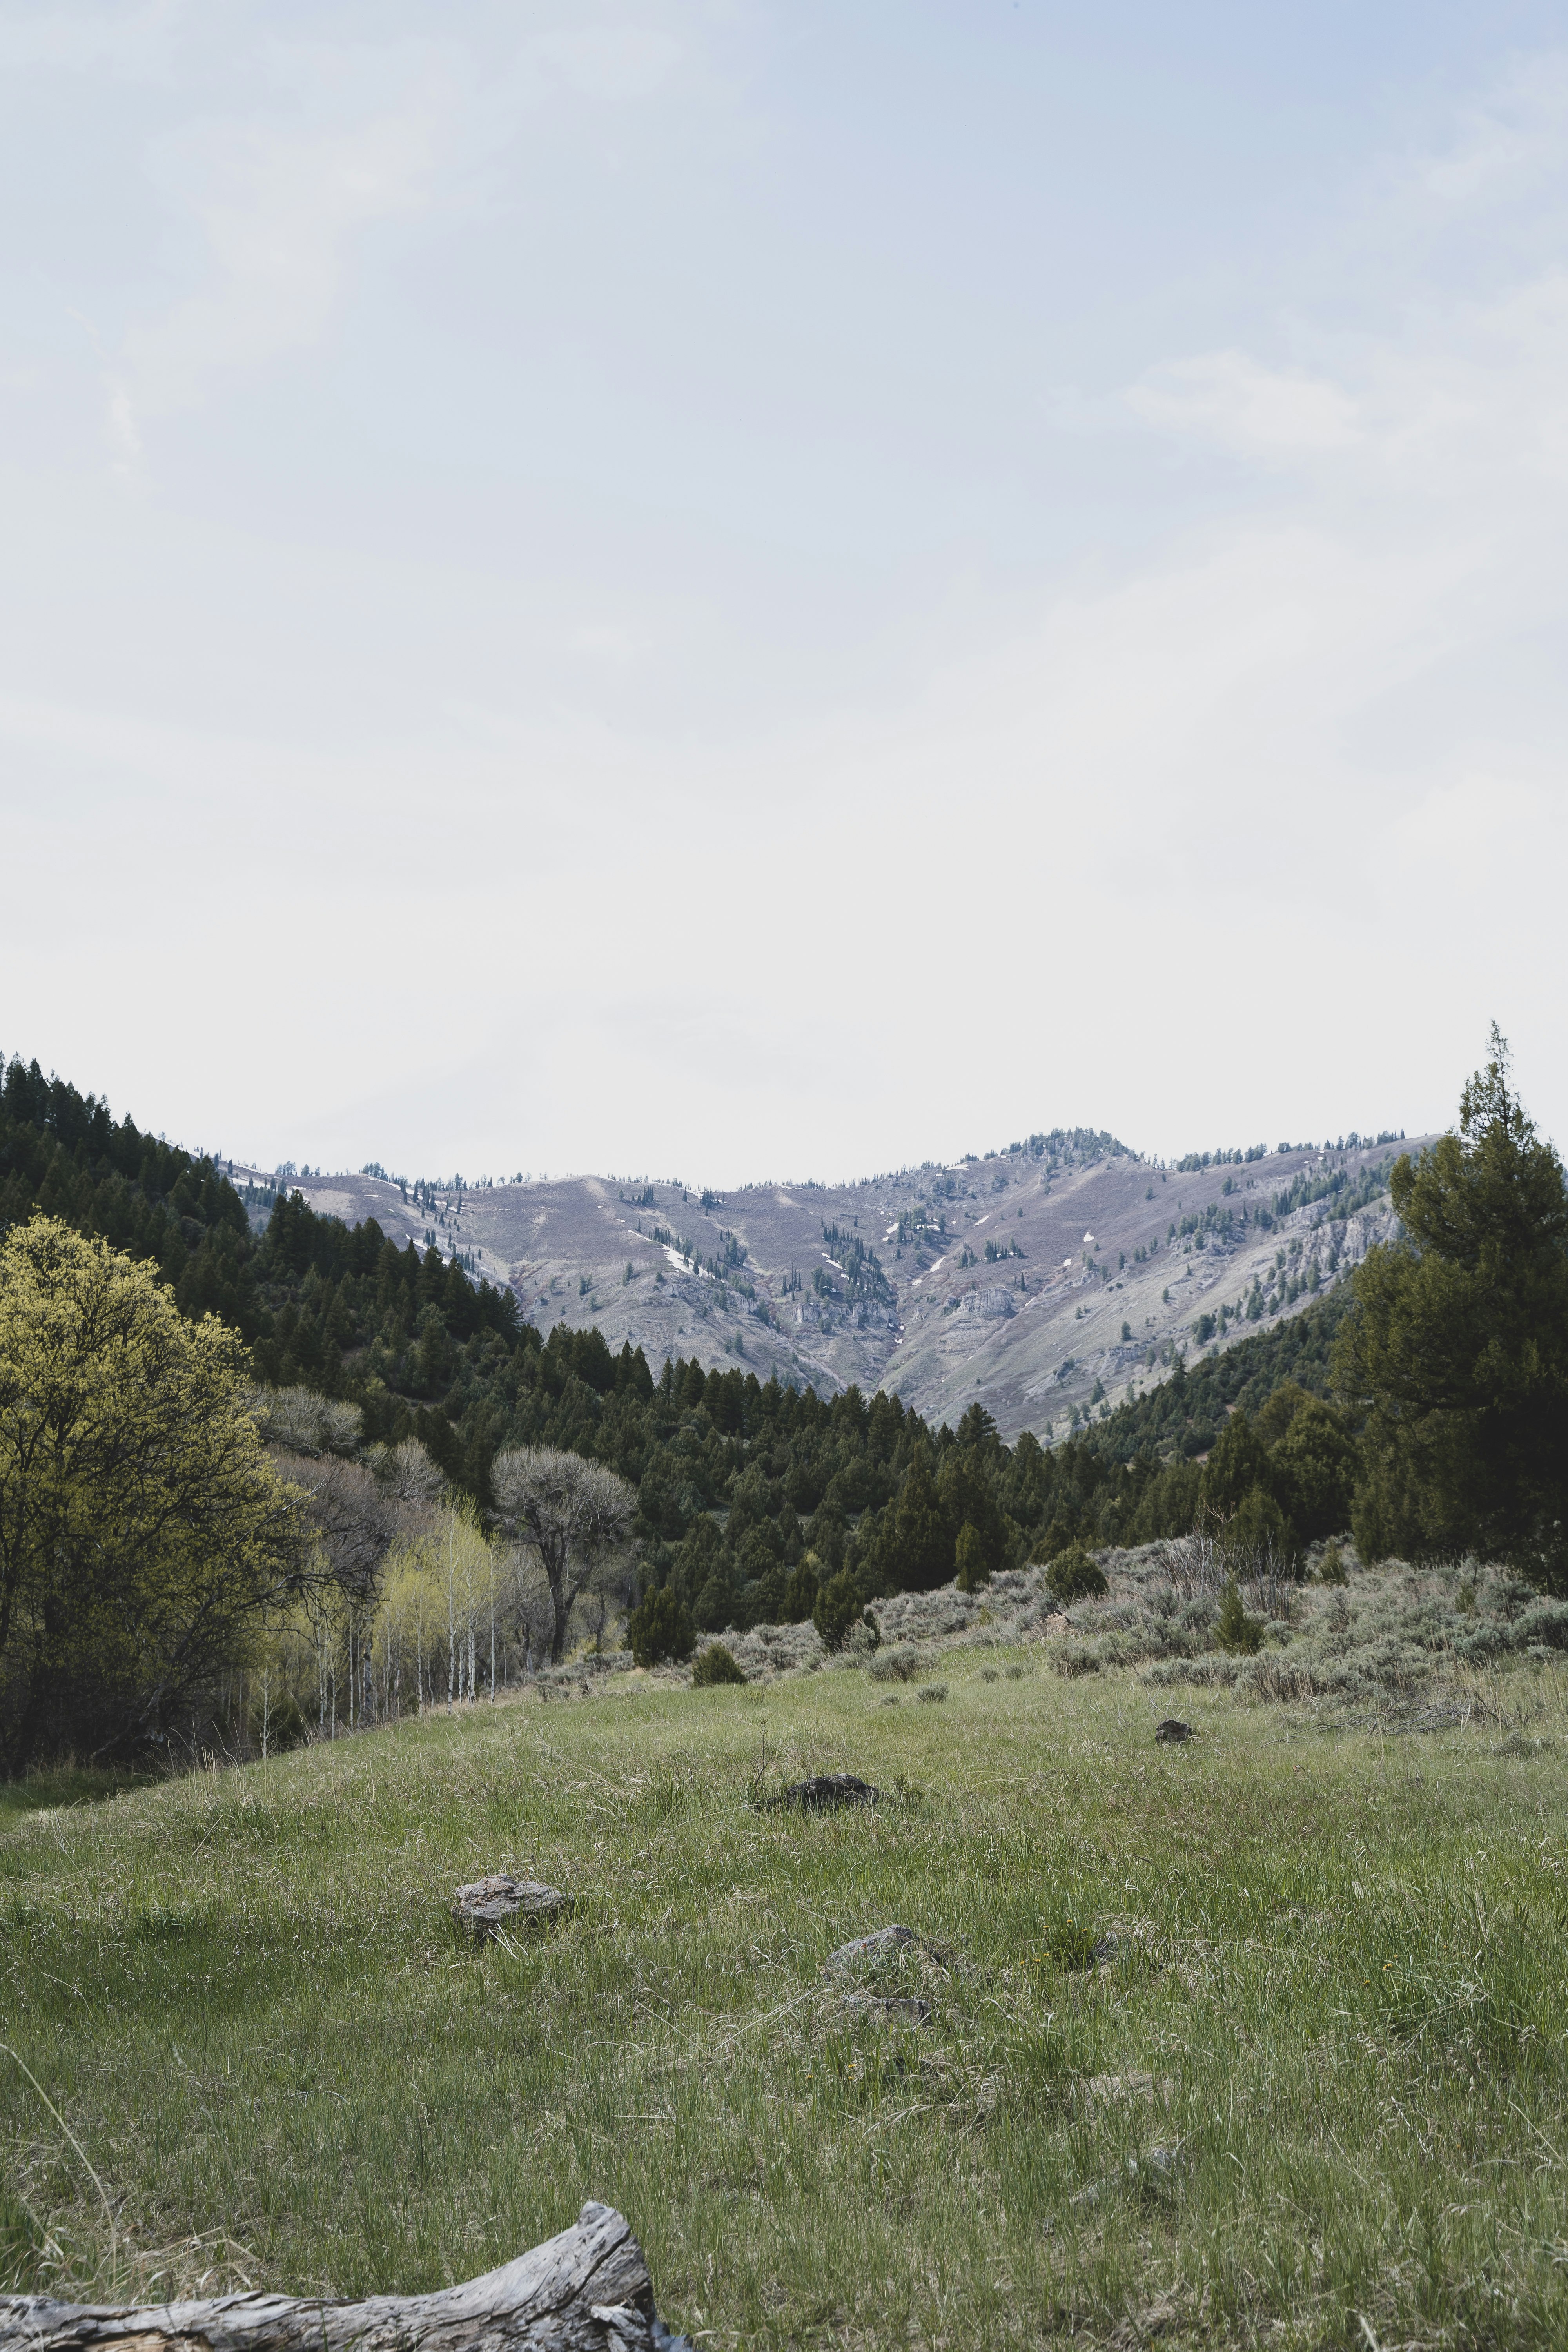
{"left": 233, "top": 1128, "right": 1421, "bottom": 1441}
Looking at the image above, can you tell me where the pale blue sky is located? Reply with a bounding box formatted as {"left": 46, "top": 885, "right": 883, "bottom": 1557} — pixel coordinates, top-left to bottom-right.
{"left": 4, "top": 3, "right": 1567, "bottom": 1180}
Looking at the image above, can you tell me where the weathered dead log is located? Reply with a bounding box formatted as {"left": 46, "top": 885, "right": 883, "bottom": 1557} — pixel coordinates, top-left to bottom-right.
{"left": 0, "top": 2201, "right": 687, "bottom": 2352}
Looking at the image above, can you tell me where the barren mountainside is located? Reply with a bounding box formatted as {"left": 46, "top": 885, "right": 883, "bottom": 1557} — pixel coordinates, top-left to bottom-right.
{"left": 238, "top": 1125, "right": 1421, "bottom": 1441}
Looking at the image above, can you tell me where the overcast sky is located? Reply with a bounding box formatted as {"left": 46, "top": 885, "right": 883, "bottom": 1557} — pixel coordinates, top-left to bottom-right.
{"left": 4, "top": 1, "right": 1567, "bottom": 1184}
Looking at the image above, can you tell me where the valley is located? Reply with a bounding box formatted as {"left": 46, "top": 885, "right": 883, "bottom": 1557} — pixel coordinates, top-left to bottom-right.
{"left": 241, "top": 1130, "right": 1421, "bottom": 1439}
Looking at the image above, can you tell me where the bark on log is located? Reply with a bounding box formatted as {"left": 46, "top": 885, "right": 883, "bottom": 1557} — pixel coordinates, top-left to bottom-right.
{"left": 0, "top": 2201, "right": 680, "bottom": 2352}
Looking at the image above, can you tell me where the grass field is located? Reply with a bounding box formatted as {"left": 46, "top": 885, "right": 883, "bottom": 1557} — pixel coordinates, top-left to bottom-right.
{"left": 4, "top": 1635, "right": 1568, "bottom": 2348}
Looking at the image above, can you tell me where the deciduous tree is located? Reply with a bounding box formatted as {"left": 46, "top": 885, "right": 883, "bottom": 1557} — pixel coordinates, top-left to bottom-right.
{"left": 0, "top": 1218, "right": 307, "bottom": 1771}
{"left": 490, "top": 1446, "right": 636, "bottom": 1661}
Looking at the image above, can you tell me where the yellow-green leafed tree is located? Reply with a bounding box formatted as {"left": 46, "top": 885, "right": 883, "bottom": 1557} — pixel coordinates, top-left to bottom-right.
{"left": 379, "top": 1507, "right": 497, "bottom": 1706}
{"left": 0, "top": 1216, "right": 307, "bottom": 1772}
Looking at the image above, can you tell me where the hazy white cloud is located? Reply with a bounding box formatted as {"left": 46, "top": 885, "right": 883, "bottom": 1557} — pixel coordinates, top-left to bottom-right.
{"left": 0, "top": 0, "right": 186, "bottom": 77}
{"left": 126, "top": 85, "right": 448, "bottom": 413}
{"left": 1126, "top": 350, "right": 1361, "bottom": 459}
{"left": 523, "top": 23, "right": 684, "bottom": 104}
{"left": 4, "top": 12, "right": 1568, "bottom": 1178}
{"left": 1402, "top": 50, "right": 1568, "bottom": 214}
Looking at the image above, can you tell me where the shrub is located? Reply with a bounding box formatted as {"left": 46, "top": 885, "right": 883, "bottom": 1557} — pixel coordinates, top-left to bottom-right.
{"left": 868, "top": 1642, "right": 923, "bottom": 1683}
{"left": 1047, "top": 1544, "right": 1109, "bottom": 1604}
{"left": 691, "top": 1642, "right": 746, "bottom": 1687}
{"left": 1215, "top": 1578, "right": 1265, "bottom": 1655}
{"left": 955, "top": 1522, "right": 989, "bottom": 1593}
{"left": 1317, "top": 1541, "right": 1348, "bottom": 1586}
{"left": 1053, "top": 1645, "right": 1102, "bottom": 1677}
{"left": 1222, "top": 1481, "right": 1297, "bottom": 1572}
{"left": 813, "top": 1568, "right": 871, "bottom": 1653}
{"left": 916, "top": 1683, "right": 947, "bottom": 1703}
{"left": 626, "top": 1584, "right": 695, "bottom": 1668}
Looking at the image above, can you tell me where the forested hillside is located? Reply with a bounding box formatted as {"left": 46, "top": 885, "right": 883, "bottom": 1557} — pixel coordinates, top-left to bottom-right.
{"left": 0, "top": 1053, "right": 1362, "bottom": 1645}
{"left": 8, "top": 1028, "right": 1566, "bottom": 1746}
{"left": 1074, "top": 1290, "right": 1354, "bottom": 1463}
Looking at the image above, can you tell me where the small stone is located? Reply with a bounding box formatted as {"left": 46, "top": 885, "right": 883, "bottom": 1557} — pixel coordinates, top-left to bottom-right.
{"left": 452, "top": 1874, "right": 572, "bottom": 1940}
{"left": 825, "top": 1922, "right": 952, "bottom": 1970}
{"left": 767, "top": 1773, "right": 880, "bottom": 1811}
{"left": 651, "top": 2321, "right": 697, "bottom": 2352}
{"left": 1154, "top": 1719, "right": 1197, "bottom": 1743}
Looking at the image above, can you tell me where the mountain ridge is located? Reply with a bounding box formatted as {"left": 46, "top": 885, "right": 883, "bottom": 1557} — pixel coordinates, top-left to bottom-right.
{"left": 229, "top": 1123, "right": 1421, "bottom": 1443}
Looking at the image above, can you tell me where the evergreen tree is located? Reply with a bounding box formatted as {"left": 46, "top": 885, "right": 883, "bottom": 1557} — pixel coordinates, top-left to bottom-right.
{"left": 813, "top": 1568, "right": 869, "bottom": 1652}
{"left": 782, "top": 1554, "right": 821, "bottom": 1623}
{"left": 626, "top": 1584, "right": 694, "bottom": 1667}
{"left": 1215, "top": 1578, "right": 1264, "bottom": 1654}
{"left": 885, "top": 1444, "right": 953, "bottom": 1590}
{"left": 1337, "top": 1029, "right": 1568, "bottom": 1585}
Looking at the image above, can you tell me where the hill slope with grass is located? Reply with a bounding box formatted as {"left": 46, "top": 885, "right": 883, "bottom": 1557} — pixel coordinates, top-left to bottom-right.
{"left": 4, "top": 1609, "right": 1567, "bottom": 2348}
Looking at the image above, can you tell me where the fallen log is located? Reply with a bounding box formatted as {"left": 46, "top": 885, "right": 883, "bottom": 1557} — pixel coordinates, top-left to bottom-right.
{"left": 0, "top": 2201, "right": 688, "bottom": 2352}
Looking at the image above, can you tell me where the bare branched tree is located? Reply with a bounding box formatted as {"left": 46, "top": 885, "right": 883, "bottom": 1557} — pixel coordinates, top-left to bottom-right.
{"left": 375, "top": 1437, "right": 447, "bottom": 1508}
{"left": 490, "top": 1448, "right": 636, "bottom": 1662}
{"left": 497, "top": 1543, "right": 555, "bottom": 1676}
{"left": 278, "top": 1453, "right": 401, "bottom": 1601}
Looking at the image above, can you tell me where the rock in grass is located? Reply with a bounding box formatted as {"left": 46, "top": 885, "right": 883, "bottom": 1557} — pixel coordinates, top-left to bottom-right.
{"left": 1154, "top": 1718, "right": 1197, "bottom": 1743}
{"left": 825, "top": 1922, "right": 953, "bottom": 1970}
{"left": 838, "top": 1991, "right": 933, "bottom": 2025}
{"left": 453, "top": 1875, "right": 572, "bottom": 1940}
{"left": 766, "top": 1773, "right": 879, "bottom": 1811}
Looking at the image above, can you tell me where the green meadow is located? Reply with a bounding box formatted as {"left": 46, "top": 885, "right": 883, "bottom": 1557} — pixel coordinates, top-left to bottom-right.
{"left": 4, "top": 1649, "right": 1568, "bottom": 2349}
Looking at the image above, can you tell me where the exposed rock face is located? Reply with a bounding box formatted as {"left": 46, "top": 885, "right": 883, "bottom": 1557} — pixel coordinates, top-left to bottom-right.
{"left": 248, "top": 1136, "right": 1423, "bottom": 1443}
{"left": 453, "top": 1875, "right": 573, "bottom": 1938}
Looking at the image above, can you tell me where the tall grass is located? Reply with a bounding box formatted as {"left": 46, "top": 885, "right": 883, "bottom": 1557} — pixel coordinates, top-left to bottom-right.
{"left": 4, "top": 1651, "right": 1568, "bottom": 2345}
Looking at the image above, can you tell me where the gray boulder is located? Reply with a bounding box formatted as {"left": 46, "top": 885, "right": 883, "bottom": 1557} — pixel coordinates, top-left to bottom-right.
{"left": 453, "top": 1874, "right": 572, "bottom": 1940}
{"left": 825, "top": 1923, "right": 952, "bottom": 1970}
{"left": 766, "top": 1773, "right": 880, "bottom": 1811}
